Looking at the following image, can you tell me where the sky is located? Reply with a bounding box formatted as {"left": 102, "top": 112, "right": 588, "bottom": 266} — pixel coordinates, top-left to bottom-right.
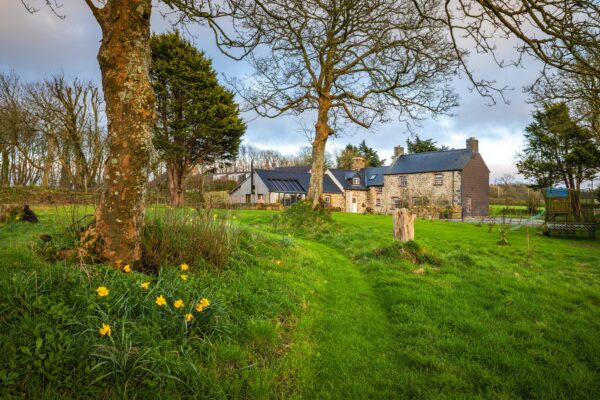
{"left": 0, "top": 1, "right": 546, "bottom": 182}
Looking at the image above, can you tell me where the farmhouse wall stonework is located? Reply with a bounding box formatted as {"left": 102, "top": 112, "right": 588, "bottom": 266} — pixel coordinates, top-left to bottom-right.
{"left": 383, "top": 171, "right": 462, "bottom": 213}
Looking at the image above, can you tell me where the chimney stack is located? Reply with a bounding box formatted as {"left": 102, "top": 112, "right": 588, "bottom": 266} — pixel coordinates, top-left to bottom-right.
{"left": 351, "top": 156, "right": 366, "bottom": 171}
{"left": 394, "top": 145, "right": 405, "bottom": 158}
{"left": 466, "top": 137, "right": 479, "bottom": 153}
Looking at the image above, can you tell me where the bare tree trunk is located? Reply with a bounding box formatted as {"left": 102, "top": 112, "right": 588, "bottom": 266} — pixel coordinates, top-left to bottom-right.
{"left": 167, "top": 161, "right": 185, "bottom": 207}
{"left": 92, "top": 0, "right": 154, "bottom": 266}
{"left": 307, "top": 97, "right": 331, "bottom": 208}
{"left": 0, "top": 143, "right": 9, "bottom": 187}
{"left": 41, "top": 140, "right": 54, "bottom": 188}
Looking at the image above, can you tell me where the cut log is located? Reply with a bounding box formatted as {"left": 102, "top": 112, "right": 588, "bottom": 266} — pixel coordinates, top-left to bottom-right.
{"left": 393, "top": 208, "right": 415, "bottom": 242}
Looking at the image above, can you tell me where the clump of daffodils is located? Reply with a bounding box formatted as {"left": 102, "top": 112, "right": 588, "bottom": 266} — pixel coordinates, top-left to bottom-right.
{"left": 99, "top": 323, "right": 111, "bottom": 337}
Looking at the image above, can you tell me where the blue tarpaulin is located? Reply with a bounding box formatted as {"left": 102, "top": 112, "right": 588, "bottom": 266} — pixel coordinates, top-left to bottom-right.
{"left": 543, "top": 188, "right": 569, "bottom": 198}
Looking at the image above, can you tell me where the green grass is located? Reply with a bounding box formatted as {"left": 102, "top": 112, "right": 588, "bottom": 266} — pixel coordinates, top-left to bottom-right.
{"left": 1, "top": 206, "right": 599, "bottom": 399}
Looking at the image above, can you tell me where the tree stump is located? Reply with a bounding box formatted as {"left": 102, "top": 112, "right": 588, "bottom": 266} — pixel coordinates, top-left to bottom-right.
{"left": 393, "top": 208, "right": 415, "bottom": 242}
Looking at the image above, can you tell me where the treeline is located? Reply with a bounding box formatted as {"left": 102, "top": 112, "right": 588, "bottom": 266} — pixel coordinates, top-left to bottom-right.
{"left": 0, "top": 72, "right": 106, "bottom": 191}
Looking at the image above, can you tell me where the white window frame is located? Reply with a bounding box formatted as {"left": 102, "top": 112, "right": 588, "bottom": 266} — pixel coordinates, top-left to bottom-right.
{"left": 392, "top": 197, "right": 401, "bottom": 209}
{"left": 352, "top": 177, "right": 360, "bottom": 185}
{"left": 398, "top": 176, "right": 407, "bottom": 187}
{"left": 375, "top": 198, "right": 381, "bottom": 207}
{"left": 434, "top": 174, "right": 443, "bottom": 186}
{"left": 375, "top": 187, "right": 383, "bottom": 194}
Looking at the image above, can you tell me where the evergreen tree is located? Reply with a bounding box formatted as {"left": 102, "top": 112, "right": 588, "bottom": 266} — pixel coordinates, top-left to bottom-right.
{"left": 406, "top": 134, "right": 441, "bottom": 153}
{"left": 150, "top": 32, "right": 246, "bottom": 207}
{"left": 517, "top": 102, "right": 600, "bottom": 217}
{"left": 358, "top": 140, "right": 385, "bottom": 167}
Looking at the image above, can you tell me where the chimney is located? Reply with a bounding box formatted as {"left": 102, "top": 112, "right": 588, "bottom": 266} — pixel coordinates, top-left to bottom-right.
{"left": 394, "top": 145, "right": 405, "bottom": 158}
{"left": 466, "top": 137, "right": 479, "bottom": 153}
{"left": 351, "top": 156, "right": 366, "bottom": 171}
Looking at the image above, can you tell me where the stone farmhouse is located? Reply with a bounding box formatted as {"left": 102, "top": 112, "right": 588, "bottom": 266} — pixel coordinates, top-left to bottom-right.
{"left": 228, "top": 137, "right": 489, "bottom": 216}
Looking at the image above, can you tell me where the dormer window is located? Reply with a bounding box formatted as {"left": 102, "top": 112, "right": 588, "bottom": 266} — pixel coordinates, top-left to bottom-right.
{"left": 352, "top": 177, "right": 360, "bottom": 185}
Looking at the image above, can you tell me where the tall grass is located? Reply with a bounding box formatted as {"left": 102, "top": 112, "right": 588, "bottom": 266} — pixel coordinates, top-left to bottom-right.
{"left": 141, "top": 208, "right": 237, "bottom": 272}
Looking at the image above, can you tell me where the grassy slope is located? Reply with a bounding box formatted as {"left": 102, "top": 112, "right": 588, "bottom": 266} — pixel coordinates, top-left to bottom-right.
{"left": 1, "top": 207, "right": 599, "bottom": 399}
{"left": 240, "top": 210, "right": 600, "bottom": 399}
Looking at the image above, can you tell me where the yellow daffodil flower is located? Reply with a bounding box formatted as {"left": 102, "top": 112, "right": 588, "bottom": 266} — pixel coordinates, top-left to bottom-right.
{"left": 213, "top": 213, "right": 218, "bottom": 221}
{"left": 155, "top": 295, "right": 167, "bottom": 306}
{"left": 195, "top": 304, "right": 205, "bottom": 312}
{"left": 99, "top": 323, "right": 111, "bottom": 337}
{"left": 200, "top": 298, "right": 210, "bottom": 308}
{"left": 123, "top": 264, "right": 131, "bottom": 273}
{"left": 173, "top": 299, "right": 185, "bottom": 309}
{"left": 180, "top": 274, "right": 189, "bottom": 282}
{"left": 274, "top": 260, "right": 282, "bottom": 265}
{"left": 185, "top": 313, "right": 194, "bottom": 322}
{"left": 140, "top": 282, "right": 150, "bottom": 290}
{"left": 96, "top": 286, "right": 109, "bottom": 297}
{"left": 180, "top": 263, "right": 189, "bottom": 272}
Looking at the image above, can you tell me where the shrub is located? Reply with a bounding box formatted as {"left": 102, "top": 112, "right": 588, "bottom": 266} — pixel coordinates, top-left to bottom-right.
{"left": 142, "top": 208, "right": 237, "bottom": 271}
{"left": 276, "top": 200, "right": 332, "bottom": 228}
{"left": 372, "top": 241, "right": 441, "bottom": 265}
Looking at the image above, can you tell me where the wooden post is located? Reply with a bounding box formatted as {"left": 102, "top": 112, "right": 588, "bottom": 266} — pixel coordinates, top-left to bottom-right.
{"left": 393, "top": 208, "right": 415, "bottom": 242}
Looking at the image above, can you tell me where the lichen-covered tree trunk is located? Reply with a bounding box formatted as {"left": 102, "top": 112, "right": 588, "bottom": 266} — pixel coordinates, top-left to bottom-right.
{"left": 167, "top": 162, "right": 185, "bottom": 207}
{"left": 93, "top": 0, "right": 154, "bottom": 265}
{"left": 307, "top": 97, "right": 332, "bottom": 208}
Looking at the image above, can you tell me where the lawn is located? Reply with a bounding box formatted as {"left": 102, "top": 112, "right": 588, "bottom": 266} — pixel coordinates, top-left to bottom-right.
{"left": 1, "top": 206, "right": 599, "bottom": 399}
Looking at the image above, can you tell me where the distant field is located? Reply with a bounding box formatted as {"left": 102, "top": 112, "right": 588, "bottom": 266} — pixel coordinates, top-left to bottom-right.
{"left": 1, "top": 207, "right": 599, "bottom": 399}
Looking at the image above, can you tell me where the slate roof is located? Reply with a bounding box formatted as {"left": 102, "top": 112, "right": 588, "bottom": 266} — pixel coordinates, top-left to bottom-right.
{"left": 255, "top": 169, "right": 342, "bottom": 194}
{"left": 328, "top": 167, "right": 387, "bottom": 190}
{"left": 385, "top": 149, "right": 474, "bottom": 175}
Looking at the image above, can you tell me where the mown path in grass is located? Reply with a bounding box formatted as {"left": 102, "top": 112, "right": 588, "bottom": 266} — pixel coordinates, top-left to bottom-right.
{"left": 280, "top": 237, "right": 402, "bottom": 399}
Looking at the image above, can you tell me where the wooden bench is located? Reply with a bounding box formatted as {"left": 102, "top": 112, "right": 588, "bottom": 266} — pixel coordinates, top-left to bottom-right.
{"left": 546, "top": 222, "right": 596, "bottom": 239}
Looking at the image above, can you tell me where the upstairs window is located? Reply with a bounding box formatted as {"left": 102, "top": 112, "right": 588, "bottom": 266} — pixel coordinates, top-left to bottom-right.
{"left": 375, "top": 187, "right": 383, "bottom": 194}
{"left": 398, "top": 176, "right": 407, "bottom": 187}
{"left": 434, "top": 174, "right": 443, "bottom": 186}
{"left": 352, "top": 177, "right": 360, "bottom": 185}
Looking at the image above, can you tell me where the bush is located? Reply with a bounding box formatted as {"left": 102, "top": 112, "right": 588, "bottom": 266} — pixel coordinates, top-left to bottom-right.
{"left": 142, "top": 208, "right": 237, "bottom": 271}
{"left": 276, "top": 200, "right": 332, "bottom": 227}
{"left": 372, "top": 241, "right": 441, "bottom": 265}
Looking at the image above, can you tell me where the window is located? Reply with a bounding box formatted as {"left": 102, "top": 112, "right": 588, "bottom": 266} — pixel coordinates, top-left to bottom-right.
{"left": 352, "top": 177, "right": 360, "bottom": 185}
{"left": 392, "top": 197, "right": 401, "bottom": 209}
{"left": 375, "top": 187, "right": 383, "bottom": 194}
{"left": 375, "top": 198, "right": 381, "bottom": 207}
{"left": 257, "top": 194, "right": 264, "bottom": 201}
{"left": 324, "top": 195, "right": 331, "bottom": 208}
{"left": 245, "top": 194, "right": 251, "bottom": 204}
{"left": 369, "top": 174, "right": 377, "bottom": 180}
{"left": 398, "top": 176, "right": 407, "bottom": 187}
{"left": 434, "top": 174, "right": 443, "bottom": 186}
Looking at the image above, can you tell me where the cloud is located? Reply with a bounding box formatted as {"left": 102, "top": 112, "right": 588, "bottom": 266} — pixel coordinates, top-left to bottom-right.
{"left": 0, "top": 1, "right": 543, "bottom": 182}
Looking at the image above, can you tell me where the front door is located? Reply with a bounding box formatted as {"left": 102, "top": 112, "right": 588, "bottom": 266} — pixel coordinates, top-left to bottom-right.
{"left": 351, "top": 197, "right": 358, "bottom": 213}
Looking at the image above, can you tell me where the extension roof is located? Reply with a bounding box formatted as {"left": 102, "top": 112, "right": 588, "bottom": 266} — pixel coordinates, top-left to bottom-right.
{"left": 385, "top": 149, "right": 475, "bottom": 175}
{"left": 255, "top": 169, "right": 342, "bottom": 194}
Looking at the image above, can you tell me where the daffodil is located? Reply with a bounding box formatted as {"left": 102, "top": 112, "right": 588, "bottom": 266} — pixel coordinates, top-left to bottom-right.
{"left": 123, "top": 264, "right": 131, "bottom": 273}
{"left": 195, "top": 298, "right": 210, "bottom": 313}
{"left": 274, "top": 259, "right": 282, "bottom": 265}
{"left": 185, "top": 313, "right": 194, "bottom": 322}
{"left": 213, "top": 213, "right": 218, "bottom": 221}
{"left": 180, "top": 274, "right": 189, "bottom": 282}
{"left": 180, "top": 263, "right": 189, "bottom": 272}
{"left": 173, "top": 299, "right": 185, "bottom": 309}
{"left": 155, "top": 295, "right": 167, "bottom": 306}
{"left": 99, "top": 323, "right": 111, "bottom": 337}
{"left": 232, "top": 215, "right": 237, "bottom": 220}
{"left": 140, "top": 282, "right": 150, "bottom": 290}
{"left": 96, "top": 286, "right": 109, "bottom": 297}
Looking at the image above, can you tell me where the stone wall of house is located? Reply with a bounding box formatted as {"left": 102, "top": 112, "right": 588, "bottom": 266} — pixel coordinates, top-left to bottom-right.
{"left": 367, "top": 186, "right": 385, "bottom": 213}
{"left": 324, "top": 193, "right": 345, "bottom": 210}
{"left": 345, "top": 190, "right": 369, "bottom": 213}
{"left": 382, "top": 171, "right": 462, "bottom": 214}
